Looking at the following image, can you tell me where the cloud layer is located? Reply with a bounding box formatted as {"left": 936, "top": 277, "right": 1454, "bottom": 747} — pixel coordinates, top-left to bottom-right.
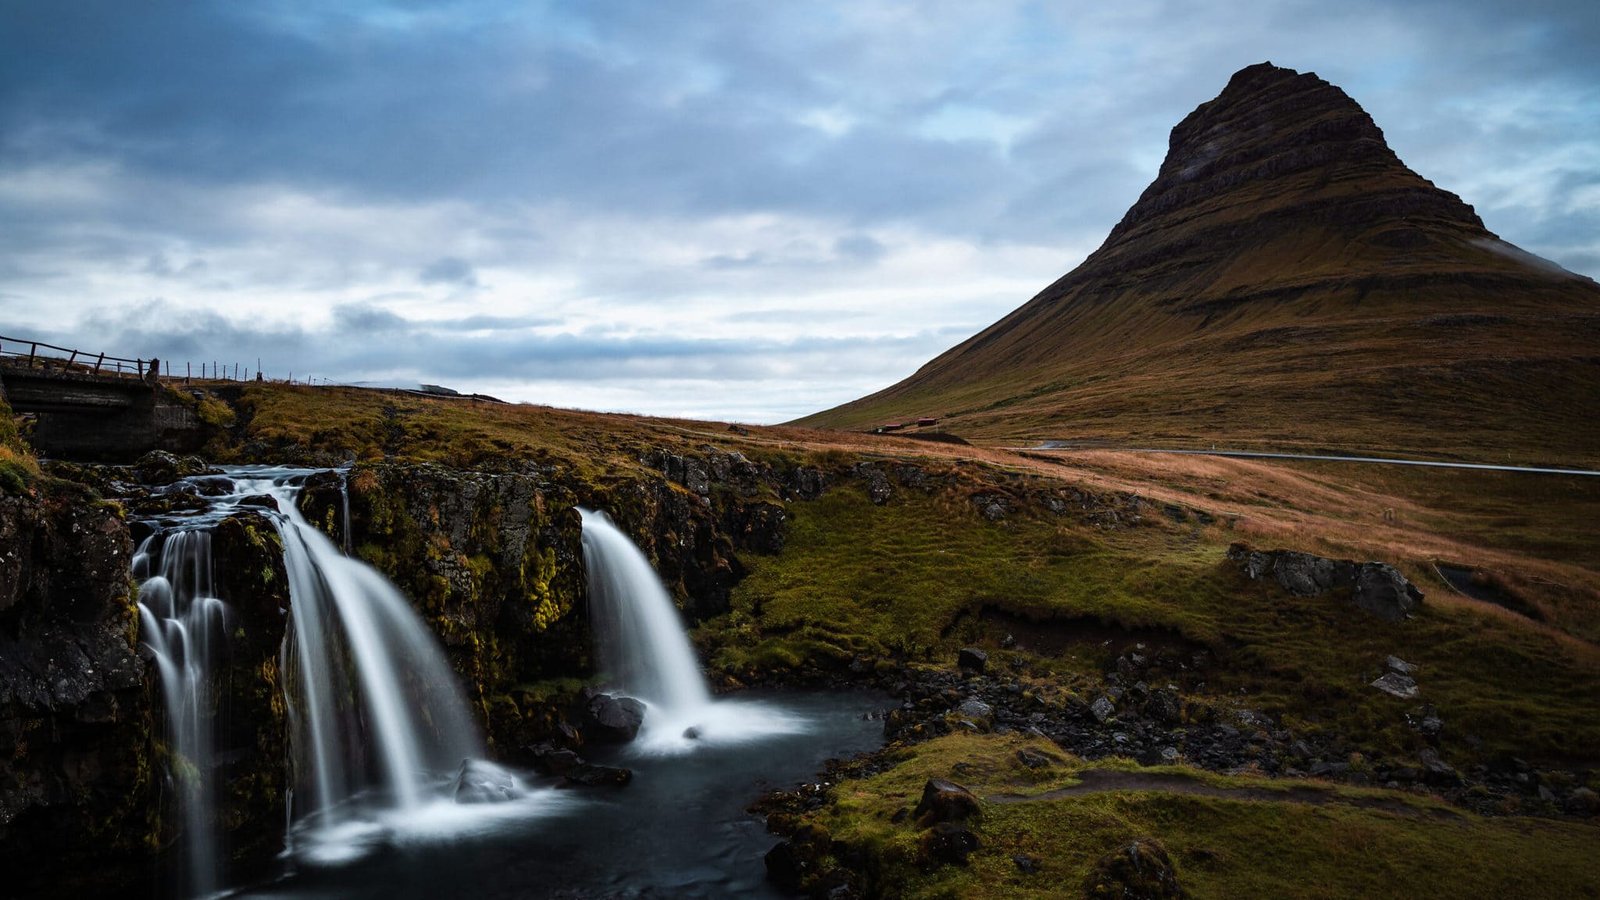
{"left": 2, "top": 1, "right": 1596, "bottom": 421}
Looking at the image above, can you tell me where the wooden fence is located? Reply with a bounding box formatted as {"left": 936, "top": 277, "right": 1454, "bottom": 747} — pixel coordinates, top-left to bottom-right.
{"left": 0, "top": 334, "right": 153, "bottom": 380}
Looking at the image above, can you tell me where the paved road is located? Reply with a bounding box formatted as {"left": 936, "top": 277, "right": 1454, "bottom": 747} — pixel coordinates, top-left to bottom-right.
{"left": 1017, "top": 444, "right": 1600, "bottom": 477}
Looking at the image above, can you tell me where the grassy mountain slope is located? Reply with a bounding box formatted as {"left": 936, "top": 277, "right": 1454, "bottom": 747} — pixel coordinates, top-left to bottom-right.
{"left": 796, "top": 63, "right": 1600, "bottom": 466}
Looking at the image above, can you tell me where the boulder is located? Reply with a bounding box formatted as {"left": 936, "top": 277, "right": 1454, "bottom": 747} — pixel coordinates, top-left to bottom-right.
{"left": 955, "top": 699, "right": 994, "bottom": 731}
{"left": 584, "top": 693, "right": 647, "bottom": 743}
{"left": 914, "top": 778, "right": 982, "bottom": 826}
{"left": 1371, "top": 673, "right": 1419, "bottom": 699}
{"left": 1083, "top": 838, "right": 1186, "bottom": 899}
{"left": 1565, "top": 787, "right": 1600, "bottom": 817}
{"left": 1385, "top": 655, "right": 1417, "bottom": 676}
{"left": 957, "top": 647, "right": 988, "bottom": 673}
{"left": 1090, "top": 696, "right": 1117, "bottom": 723}
{"left": 453, "top": 758, "right": 517, "bottom": 804}
{"left": 1418, "top": 749, "right": 1462, "bottom": 787}
{"left": 527, "top": 744, "right": 583, "bottom": 777}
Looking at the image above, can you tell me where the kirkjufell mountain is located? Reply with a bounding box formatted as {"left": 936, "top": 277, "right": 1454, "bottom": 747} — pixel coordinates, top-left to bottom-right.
{"left": 798, "top": 63, "right": 1600, "bottom": 464}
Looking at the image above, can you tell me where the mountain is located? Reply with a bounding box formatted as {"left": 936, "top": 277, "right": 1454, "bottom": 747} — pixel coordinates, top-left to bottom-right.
{"left": 796, "top": 63, "right": 1600, "bottom": 465}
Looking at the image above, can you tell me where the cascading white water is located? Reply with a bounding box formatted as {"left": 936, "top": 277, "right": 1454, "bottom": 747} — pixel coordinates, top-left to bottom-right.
{"left": 136, "top": 529, "right": 229, "bottom": 900}
{"left": 578, "top": 509, "right": 711, "bottom": 714}
{"left": 137, "top": 467, "right": 555, "bottom": 881}
{"left": 578, "top": 508, "right": 801, "bottom": 754}
{"left": 236, "top": 471, "right": 484, "bottom": 824}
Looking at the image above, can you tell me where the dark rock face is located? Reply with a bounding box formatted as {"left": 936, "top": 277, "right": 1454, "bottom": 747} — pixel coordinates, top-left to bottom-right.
{"left": 1228, "top": 543, "right": 1423, "bottom": 620}
{"left": 0, "top": 485, "right": 148, "bottom": 895}
{"left": 764, "top": 822, "right": 832, "bottom": 893}
{"left": 1084, "top": 838, "right": 1186, "bottom": 899}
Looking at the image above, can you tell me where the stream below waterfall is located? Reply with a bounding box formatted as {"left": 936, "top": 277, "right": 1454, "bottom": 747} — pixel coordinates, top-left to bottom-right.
{"left": 236, "top": 690, "right": 888, "bottom": 899}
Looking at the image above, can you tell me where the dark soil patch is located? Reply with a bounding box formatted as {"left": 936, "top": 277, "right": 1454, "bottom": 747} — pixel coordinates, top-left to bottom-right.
{"left": 1435, "top": 563, "right": 1545, "bottom": 622}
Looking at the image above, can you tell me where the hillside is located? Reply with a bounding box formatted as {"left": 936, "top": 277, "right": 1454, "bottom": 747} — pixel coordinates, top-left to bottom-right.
{"left": 796, "top": 63, "right": 1600, "bottom": 466}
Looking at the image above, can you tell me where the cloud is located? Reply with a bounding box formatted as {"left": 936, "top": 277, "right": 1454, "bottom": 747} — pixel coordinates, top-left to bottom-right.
{"left": 1, "top": 0, "right": 1597, "bottom": 421}
{"left": 418, "top": 256, "right": 479, "bottom": 287}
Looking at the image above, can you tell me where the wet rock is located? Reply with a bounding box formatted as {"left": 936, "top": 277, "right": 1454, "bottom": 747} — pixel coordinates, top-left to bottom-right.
{"left": 1371, "top": 672, "right": 1419, "bottom": 699}
{"left": 914, "top": 778, "right": 982, "bottom": 826}
{"left": 957, "top": 647, "right": 988, "bottom": 673}
{"left": 583, "top": 693, "right": 647, "bottom": 743}
{"left": 1084, "top": 838, "right": 1186, "bottom": 899}
{"left": 562, "top": 763, "right": 633, "bottom": 788}
{"left": 453, "top": 758, "right": 517, "bottom": 804}
{"left": 527, "top": 744, "right": 583, "bottom": 776}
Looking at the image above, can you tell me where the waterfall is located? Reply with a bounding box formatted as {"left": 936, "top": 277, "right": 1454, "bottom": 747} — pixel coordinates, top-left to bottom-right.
{"left": 138, "top": 467, "right": 542, "bottom": 884}
{"left": 578, "top": 508, "right": 801, "bottom": 753}
{"left": 578, "top": 509, "right": 711, "bottom": 713}
{"left": 233, "top": 470, "right": 483, "bottom": 826}
{"left": 136, "top": 529, "right": 228, "bottom": 899}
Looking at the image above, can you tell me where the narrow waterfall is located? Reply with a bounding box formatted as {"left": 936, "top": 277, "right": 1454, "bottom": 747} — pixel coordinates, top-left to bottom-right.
{"left": 578, "top": 508, "right": 801, "bottom": 753}
{"left": 135, "top": 529, "right": 228, "bottom": 899}
{"left": 578, "top": 509, "right": 711, "bottom": 713}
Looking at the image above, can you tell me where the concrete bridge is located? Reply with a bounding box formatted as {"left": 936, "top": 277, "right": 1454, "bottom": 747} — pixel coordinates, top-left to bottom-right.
{"left": 0, "top": 337, "right": 202, "bottom": 461}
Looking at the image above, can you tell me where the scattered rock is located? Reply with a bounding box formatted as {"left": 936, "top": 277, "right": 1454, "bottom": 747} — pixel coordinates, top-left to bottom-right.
{"left": 1090, "top": 696, "right": 1116, "bottom": 723}
{"left": 920, "top": 822, "right": 980, "bottom": 866}
{"left": 527, "top": 743, "right": 582, "bottom": 776}
{"left": 1371, "top": 672, "right": 1419, "bottom": 699}
{"left": 1145, "top": 689, "right": 1181, "bottom": 725}
{"left": 1228, "top": 543, "right": 1423, "bottom": 620}
{"left": 955, "top": 699, "right": 994, "bottom": 731}
{"left": 453, "top": 758, "right": 517, "bottom": 804}
{"left": 1385, "top": 655, "right": 1417, "bottom": 676}
{"left": 914, "top": 778, "right": 982, "bottom": 826}
{"left": 1084, "top": 838, "right": 1186, "bottom": 899}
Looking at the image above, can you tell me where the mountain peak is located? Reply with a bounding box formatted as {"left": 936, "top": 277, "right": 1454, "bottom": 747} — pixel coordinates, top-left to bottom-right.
{"left": 1103, "top": 62, "right": 1485, "bottom": 252}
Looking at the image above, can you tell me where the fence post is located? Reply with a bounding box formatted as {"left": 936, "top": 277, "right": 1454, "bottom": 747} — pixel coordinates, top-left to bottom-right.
{"left": 93, "top": 353, "right": 105, "bottom": 374}
{"left": 28, "top": 343, "right": 37, "bottom": 367}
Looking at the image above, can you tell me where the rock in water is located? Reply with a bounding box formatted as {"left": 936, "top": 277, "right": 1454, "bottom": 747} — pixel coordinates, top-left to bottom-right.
{"left": 583, "top": 693, "right": 647, "bottom": 743}
{"left": 454, "top": 758, "right": 517, "bottom": 804}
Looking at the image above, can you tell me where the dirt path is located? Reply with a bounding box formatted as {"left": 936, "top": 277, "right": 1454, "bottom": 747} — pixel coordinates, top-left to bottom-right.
{"left": 987, "top": 769, "right": 1465, "bottom": 822}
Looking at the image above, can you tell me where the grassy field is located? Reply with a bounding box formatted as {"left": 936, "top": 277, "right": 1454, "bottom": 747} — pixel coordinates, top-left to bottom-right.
{"left": 813, "top": 733, "right": 1599, "bottom": 899}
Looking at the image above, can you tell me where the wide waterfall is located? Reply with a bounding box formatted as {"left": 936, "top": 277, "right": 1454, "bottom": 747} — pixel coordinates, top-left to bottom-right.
{"left": 135, "top": 529, "right": 228, "bottom": 900}
{"left": 137, "top": 467, "right": 548, "bottom": 891}
{"left": 578, "top": 508, "right": 801, "bottom": 753}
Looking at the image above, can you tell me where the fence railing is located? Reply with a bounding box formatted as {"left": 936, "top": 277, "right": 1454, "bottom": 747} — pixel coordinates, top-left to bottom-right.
{"left": 0, "top": 334, "right": 153, "bottom": 380}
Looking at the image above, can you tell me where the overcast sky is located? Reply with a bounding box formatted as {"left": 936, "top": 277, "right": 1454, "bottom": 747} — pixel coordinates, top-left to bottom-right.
{"left": 2, "top": 1, "right": 1596, "bottom": 422}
